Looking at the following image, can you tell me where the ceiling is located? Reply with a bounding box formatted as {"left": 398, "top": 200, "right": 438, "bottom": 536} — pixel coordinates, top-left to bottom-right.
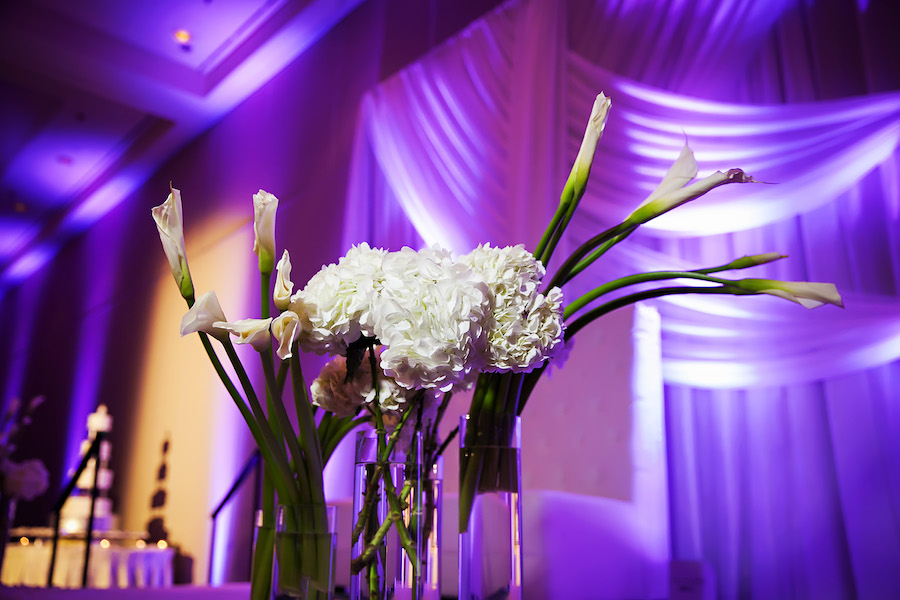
{"left": 0, "top": 0, "right": 363, "bottom": 290}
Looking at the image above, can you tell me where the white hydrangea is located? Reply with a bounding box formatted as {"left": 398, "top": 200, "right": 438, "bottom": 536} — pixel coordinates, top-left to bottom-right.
{"left": 503, "top": 286, "right": 566, "bottom": 371}
{"left": 295, "top": 243, "right": 388, "bottom": 355}
{"left": 462, "top": 244, "right": 562, "bottom": 372}
{"left": 374, "top": 246, "right": 491, "bottom": 391}
{"left": 300, "top": 242, "right": 562, "bottom": 391}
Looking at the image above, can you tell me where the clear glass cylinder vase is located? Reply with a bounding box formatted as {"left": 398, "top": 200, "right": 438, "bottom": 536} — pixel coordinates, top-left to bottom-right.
{"left": 250, "top": 509, "right": 275, "bottom": 600}
{"left": 458, "top": 414, "right": 522, "bottom": 600}
{"left": 350, "top": 429, "right": 423, "bottom": 600}
{"left": 420, "top": 457, "right": 442, "bottom": 600}
{"left": 273, "top": 504, "right": 337, "bottom": 600}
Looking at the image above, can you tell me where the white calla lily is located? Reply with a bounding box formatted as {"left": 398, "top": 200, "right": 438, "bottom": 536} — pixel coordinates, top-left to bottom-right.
{"left": 214, "top": 318, "right": 273, "bottom": 351}
{"left": 568, "top": 93, "right": 611, "bottom": 200}
{"left": 180, "top": 291, "right": 228, "bottom": 340}
{"left": 151, "top": 186, "right": 193, "bottom": 299}
{"left": 271, "top": 311, "right": 302, "bottom": 360}
{"left": 252, "top": 189, "right": 279, "bottom": 274}
{"left": 274, "top": 250, "right": 294, "bottom": 311}
{"left": 737, "top": 279, "right": 844, "bottom": 309}
{"left": 627, "top": 145, "right": 755, "bottom": 225}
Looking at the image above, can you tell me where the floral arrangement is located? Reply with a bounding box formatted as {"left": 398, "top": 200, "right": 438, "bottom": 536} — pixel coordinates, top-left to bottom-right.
{"left": 154, "top": 189, "right": 367, "bottom": 600}
{"left": 154, "top": 91, "right": 842, "bottom": 600}
{"left": 0, "top": 396, "right": 50, "bottom": 503}
{"left": 0, "top": 396, "right": 50, "bottom": 574}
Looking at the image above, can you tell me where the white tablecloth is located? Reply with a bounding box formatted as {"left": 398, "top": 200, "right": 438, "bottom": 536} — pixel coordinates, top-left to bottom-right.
{"left": 0, "top": 583, "right": 249, "bottom": 600}
{"left": 1, "top": 541, "right": 174, "bottom": 589}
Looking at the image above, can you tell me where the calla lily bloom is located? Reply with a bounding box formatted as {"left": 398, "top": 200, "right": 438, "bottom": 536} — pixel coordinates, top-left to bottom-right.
{"left": 181, "top": 291, "right": 228, "bottom": 340}
{"left": 627, "top": 145, "right": 755, "bottom": 225}
{"left": 720, "top": 253, "right": 787, "bottom": 271}
{"left": 151, "top": 186, "right": 193, "bottom": 300}
{"left": 567, "top": 93, "right": 611, "bottom": 202}
{"left": 214, "top": 318, "right": 273, "bottom": 351}
{"left": 736, "top": 279, "right": 844, "bottom": 309}
{"left": 253, "top": 189, "right": 279, "bottom": 274}
{"left": 272, "top": 311, "right": 302, "bottom": 360}
{"left": 274, "top": 250, "right": 294, "bottom": 311}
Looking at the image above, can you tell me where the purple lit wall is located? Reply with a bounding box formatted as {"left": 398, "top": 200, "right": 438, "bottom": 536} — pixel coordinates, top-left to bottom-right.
{"left": 1, "top": 0, "right": 899, "bottom": 597}
{"left": 0, "top": 0, "right": 508, "bottom": 585}
{"left": 342, "top": 1, "right": 900, "bottom": 598}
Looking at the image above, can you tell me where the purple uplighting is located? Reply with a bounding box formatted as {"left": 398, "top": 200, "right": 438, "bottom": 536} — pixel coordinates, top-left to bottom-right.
{"left": 1, "top": 0, "right": 899, "bottom": 598}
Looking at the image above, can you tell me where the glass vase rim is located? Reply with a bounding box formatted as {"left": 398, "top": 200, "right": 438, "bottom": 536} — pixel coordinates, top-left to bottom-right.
{"left": 275, "top": 503, "right": 338, "bottom": 533}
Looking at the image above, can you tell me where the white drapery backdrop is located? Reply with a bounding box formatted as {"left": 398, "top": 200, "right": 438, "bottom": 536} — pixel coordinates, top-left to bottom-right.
{"left": 343, "top": 0, "right": 900, "bottom": 597}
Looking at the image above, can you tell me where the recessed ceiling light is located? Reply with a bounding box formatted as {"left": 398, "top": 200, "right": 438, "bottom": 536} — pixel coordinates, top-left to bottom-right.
{"left": 174, "top": 29, "right": 191, "bottom": 47}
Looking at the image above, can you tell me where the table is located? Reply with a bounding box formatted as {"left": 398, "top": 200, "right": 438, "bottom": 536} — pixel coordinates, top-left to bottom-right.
{"left": 1, "top": 539, "right": 174, "bottom": 589}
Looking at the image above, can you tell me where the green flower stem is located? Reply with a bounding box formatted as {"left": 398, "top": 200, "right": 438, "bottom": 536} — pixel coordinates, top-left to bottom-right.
{"left": 351, "top": 505, "right": 395, "bottom": 574}
{"left": 424, "top": 392, "right": 454, "bottom": 468}
{"left": 260, "top": 350, "right": 310, "bottom": 501}
{"left": 435, "top": 426, "right": 458, "bottom": 460}
{"left": 518, "top": 364, "right": 547, "bottom": 415}
{"left": 564, "top": 271, "right": 739, "bottom": 318}
{"left": 566, "top": 285, "right": 756, "bottom": 340}
{"left": 368, "top": 560, "right": 380, "bottom": 599}
{"left": 464, "top": 375, "right": 491, "bottom": 433}
{"left": 536, "top": 181, "right": 574, "bottom": 265}
{"left": 493, "top": 372, "right": 514, "bottom": 419}
{"left": 350, "top": 477, "right": 415, "bottom": 575}
{"left": 290, "top": 346, "right": 325, "bottom": 505}
{"left": 276, "top": 360, "right": 289, "bottom": 394}
{"left": 351, "top": 462, "right": 384, "bottom": 545}
{"left": 566, "top": 225, "right": 638, "bottom": 282}
{"left": 543, "top": 221, "right": 635, "bottom": 292}
{"left": 318, "top": 411, "right": 333, "bottom": 439}
{"left": 260, "top": 272, "right": 271, "bottom": 320}
{"left": 458, "top": 444, "right": 485, "bottom": 533}
{"left": 350, "top": 401, "right": 417, "bottom": 543}
{"left": 221, "top": 340, "right": 299, "bottom": 504}
{"left": 458, "top": 372, "right": 501, "bottom": 533}
{"left": 381, "top": 469, "right": 420, "bottom": 579}
{"left": 534, "top": 198, "right": 569, "bottom": 264}
{"left": 541, "top": 179, "right": 585, "bottom": 269}
{"left": 322, "top": 416, "right": 368, "bottom": 464}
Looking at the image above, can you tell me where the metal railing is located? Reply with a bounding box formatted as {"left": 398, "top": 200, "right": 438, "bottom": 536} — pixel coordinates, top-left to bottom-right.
{"left": 47, "top": 430, "right": 106, "bottom": 588}
{"left": 207, "top": 449, "right": 261, "bottom": 584}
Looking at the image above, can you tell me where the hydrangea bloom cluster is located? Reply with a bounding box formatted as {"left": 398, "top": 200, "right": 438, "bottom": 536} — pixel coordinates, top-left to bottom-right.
{"left": 310, "top": 347, "right": 420, "bottom": 416}
{"left": 310, "top": 347, "right": 444, "bottom": 447}
{"left": 461, "top": 244, "right": 565, "bottom": 372}
{"left": 295, "top": 242, "right": 565, "bottom": 395}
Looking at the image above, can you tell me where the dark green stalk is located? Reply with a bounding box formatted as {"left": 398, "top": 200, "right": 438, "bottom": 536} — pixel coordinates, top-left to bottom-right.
{"left": 260, "top": 350, "right": 309, "bottom": 500}
{"left": 540, "top": 179, "right": 586, "bottom": 268}
{"left": 534, "top": 186, "right": 573, "bottom": 262}
{"left": 566, "top": 285, "right": 757, "bottom": 340}
{"left": 543, "top": 221, "right": 635, "bottom": 292}
{"left": 260, "top": 272, "right": 271, "bottom": 320}
{"left": 289, "top": 347, "right": 325, "bottom": 505}
{"left": 564, "top": 271, "right": 740, "bottom": 318}
{"left": 216, "top": 338, "right": 298, "bottom": 504}
{"left": 566, "top": 225, "right": 638, "bottom": 282}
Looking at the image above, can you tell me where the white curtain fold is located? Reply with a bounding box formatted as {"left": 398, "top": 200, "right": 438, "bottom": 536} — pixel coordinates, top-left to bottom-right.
{"left": 342, "top": 1, "right": 900, "bottom": 596}
{"left": 344, "top": 0, "right": 899, "bottom": 386}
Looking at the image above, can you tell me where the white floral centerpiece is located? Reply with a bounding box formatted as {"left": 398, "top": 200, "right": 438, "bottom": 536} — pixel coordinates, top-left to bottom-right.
{"left": 155, "top": 91, "right": 842, "bottom": 600}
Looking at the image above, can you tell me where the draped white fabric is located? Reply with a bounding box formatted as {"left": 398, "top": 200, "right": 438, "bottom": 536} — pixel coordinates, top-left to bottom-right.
{"left": 343, "top": 0, "right": 900, "bottom": 597}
